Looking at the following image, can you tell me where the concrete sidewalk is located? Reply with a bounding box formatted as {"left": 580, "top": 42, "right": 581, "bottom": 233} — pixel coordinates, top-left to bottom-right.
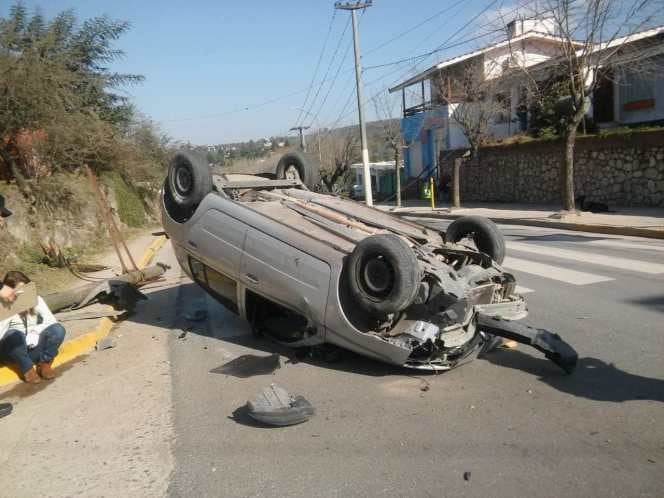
{"left": 376, "top": 201, "right": 664, "bottom": 238}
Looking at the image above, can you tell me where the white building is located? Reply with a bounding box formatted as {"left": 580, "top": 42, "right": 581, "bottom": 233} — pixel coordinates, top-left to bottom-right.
{"left": 390, "top": 19, "right": 664, "bottom": 179}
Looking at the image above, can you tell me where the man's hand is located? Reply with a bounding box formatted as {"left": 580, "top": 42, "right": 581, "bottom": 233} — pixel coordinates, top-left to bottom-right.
{"left": 0, "top": 284, "right": 16, "bottom": 304}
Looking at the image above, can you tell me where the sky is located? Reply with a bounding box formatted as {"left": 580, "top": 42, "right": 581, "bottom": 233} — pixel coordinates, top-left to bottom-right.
{"left": 8, "top": 0, "right": 529, "bottom": 144}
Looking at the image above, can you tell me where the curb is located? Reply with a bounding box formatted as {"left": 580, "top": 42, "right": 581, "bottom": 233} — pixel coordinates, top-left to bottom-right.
{"left": 0, "top": 235, "right": 168, "bottom": 387}
{"left": 395, "top": 211, "right": 664, "bottom": 240}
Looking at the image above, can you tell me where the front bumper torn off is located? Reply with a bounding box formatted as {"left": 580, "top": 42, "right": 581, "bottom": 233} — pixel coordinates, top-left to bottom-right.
{"left": 478, "top": 314, "right": 578, "bottom": 374}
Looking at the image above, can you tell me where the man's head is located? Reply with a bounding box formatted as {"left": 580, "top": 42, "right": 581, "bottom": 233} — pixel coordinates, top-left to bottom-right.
{"left": 3, "top": 271, "right": 30, "bottom": 289}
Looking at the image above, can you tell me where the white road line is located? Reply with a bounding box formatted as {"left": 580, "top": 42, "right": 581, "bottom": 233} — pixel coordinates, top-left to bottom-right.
{"left": 503, "top": 257, "right": 615, "bottom": 285}
{"left": 515, "top": 285, "right": 534, "bottom": 294}
{"left": 507, "top": 241, "right": 664, "bottom": 274}
{"left": 587, "top": 239, "right": 664, "bottom": 253}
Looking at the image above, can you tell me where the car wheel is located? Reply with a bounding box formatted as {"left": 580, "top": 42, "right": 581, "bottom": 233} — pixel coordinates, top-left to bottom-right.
{"left": 165, "top": 151, "right": 212, "bottom": 221}
{"left": 445, "top": 216, "right": 506, "bottom": 264}
{"left": 345, "top": 234, "right": 421, "bottom": 317}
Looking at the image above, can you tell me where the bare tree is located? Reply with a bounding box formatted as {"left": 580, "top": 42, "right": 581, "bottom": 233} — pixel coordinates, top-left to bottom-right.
{"left": 318, "top": 131, "right": 359, "bottom": 194}
{"left": 434, "top": 62, "right": 504, "bottom": 207}
{"left": 501, "top": 0, "right": 661, "bottom": 210}
{"left": 373, "top": 94, "right": 404, "bottom": 207}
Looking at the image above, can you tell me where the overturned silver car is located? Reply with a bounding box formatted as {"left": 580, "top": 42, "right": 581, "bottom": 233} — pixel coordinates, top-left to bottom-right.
{"left": 162, "top": 152, "right": 577, "bottom": 374}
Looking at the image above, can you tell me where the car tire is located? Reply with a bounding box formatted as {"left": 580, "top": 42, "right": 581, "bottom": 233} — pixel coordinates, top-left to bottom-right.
{"left": 345, "top": 234, "right": 421, "bottom": 317}
{"left": 276, "top": 151, "right": 318, "bottom": 189}
{"left": 445, "top": 216, "right": 506, "bottom": 264}
{"left": 164, "top": 151, "right": 212, "bottom": 221}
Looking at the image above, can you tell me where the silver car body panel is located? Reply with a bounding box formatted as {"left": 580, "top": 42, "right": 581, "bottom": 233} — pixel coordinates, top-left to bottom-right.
{"left": 161, "top": 176, "right": 529, "bottom": 370}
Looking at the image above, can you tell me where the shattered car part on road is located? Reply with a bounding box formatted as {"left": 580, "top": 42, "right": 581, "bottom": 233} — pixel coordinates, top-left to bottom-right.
{"left": 245, "top": 384, "right": 315, "bottom": 426}
{"left": 161, "top": 151, "right": 578, "bottom": 375}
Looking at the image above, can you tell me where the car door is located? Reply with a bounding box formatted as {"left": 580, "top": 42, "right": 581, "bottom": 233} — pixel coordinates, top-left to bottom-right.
{"left": 187, "top": 208, "right": 247, "bottom": 278}
{"left": 240, "top": 228, "right": 331, "bottom": 326}
{"left": 186, "top": 208, "right": 249, "bottom": 312}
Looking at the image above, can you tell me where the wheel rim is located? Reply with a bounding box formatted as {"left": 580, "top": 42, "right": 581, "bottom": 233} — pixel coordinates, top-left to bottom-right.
{"left": 284, "top": 164, "right": 301, "bottom": 181}
{"left": 360, "top": 256, "right": 394, "bottom": 297}
{"left": 174, "top": 165, "right": 193, "bottom": 197}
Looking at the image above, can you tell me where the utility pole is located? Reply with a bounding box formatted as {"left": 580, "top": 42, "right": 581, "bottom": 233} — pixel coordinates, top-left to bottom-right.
{"left": 290, "top": 125, "right": 310, "bottom": 152}
{"left": 291, "top": 107, "right": 323, "bottom": 164}
{"left": 335, "top": 0, "right": 373, "bottom": 206}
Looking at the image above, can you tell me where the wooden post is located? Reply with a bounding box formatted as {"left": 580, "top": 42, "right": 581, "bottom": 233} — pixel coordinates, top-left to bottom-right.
{"left": 452, "top": 158, "right": 461, "bottom": 209}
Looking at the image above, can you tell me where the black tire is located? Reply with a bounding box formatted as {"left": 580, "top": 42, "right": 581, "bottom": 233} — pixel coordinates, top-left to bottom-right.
{"left": 345, "top": 234, "right": 421, "bottom": 316}
{"left": 276, "top": 151, "right": 318, "bottom": 189}
{"left": 445, "top": 216, "right": 506, "bottom": 264}
{"left": 165, "top": 152, "right": 212, "bottom": 221}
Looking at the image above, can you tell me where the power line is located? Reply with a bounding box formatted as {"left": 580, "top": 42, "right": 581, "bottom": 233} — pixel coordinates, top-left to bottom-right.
{"left": 320, "top": 4, "right": 503, "bottom": 132}
{"left": 308, "top": 38, "right": 353, "bottom": 127}
{"left": 300, "top": 16, "right": 351, "bottom": 127}
{"left": 163, "top": 65, "right": 356, "bottom": 124}
{"left": 363, "top": 0, "right": 468, "bottom": 56}
{"left": 294, "top": 9, "right": 337, "bottom": 128}
{"left": 364, "top": 28, "right": 504, "bottom": 70}
{"left": 389, "top": 0, "right": 504, "bottom": 87}
{"left": 310, "top": 9, "right": 368, "bottom": 134}
{"left": 308, "top": 0, "right": 567, "bottom": 140}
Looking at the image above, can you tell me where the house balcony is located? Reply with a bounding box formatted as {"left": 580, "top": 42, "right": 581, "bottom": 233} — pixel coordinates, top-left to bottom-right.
{"left": 403, "top": 100, "right": 439, "bottom": 117}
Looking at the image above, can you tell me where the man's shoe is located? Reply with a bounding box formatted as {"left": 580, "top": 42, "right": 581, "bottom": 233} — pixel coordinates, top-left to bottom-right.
{"left": 23, "top": 367, "right": 41, "bottom": 384}
{"left": 37, "top": 362, "right": 56, "bottom": 380}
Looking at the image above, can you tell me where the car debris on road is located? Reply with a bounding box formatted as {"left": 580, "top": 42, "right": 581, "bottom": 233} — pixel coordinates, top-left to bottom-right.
{"left": 244, "top": 383, "right": 315, "bottom": 427}
{"left": 161, "top": 151, "right": 578, "bottom": 376}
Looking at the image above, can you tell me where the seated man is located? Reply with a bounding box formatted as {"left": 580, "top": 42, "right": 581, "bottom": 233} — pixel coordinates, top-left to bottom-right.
{"left": 0, "top": 271, "right": 66, "bottom": 383}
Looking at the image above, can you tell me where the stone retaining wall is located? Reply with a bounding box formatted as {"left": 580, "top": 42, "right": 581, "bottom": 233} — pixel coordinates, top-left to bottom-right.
{"left": 457, "top": 130, "right": 664, "bottom": 207}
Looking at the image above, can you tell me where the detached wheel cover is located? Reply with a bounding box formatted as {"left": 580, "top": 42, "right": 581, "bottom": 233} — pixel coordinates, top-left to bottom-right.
{"left": 346, "top": 234, "right": 420, "bottom": 316}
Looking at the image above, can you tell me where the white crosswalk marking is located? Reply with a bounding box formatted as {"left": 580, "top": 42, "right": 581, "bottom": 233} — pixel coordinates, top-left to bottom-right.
{"left": 587, "top": 239, "right": 664, "bottom": 253}
{"left": 507, "top": 241, "right": 664, "bottom": 274}
{"left": 503, "top": 256, "right": 615, "bottom": 285}
{"left": 515, "top": 285, "right": 534, "bottom": 294}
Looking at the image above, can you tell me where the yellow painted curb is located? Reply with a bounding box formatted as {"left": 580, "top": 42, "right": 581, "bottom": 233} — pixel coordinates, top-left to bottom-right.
{"left": 137, "top": 235, "right": 168, "bottom": 270}
{"left": 0, "top": 235, "right": 168, "bottom": 387}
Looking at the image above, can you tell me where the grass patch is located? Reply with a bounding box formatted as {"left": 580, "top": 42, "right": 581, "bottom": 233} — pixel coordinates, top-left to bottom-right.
{"left": 103, "top": 171, "right": 146, "bottom": 227}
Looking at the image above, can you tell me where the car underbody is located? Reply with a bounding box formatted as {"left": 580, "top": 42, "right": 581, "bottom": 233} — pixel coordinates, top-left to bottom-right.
{"left": 162, "top": 154, "right": 578, "bottom": 375}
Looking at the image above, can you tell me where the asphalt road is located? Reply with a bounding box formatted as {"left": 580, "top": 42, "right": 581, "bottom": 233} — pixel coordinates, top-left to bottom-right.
{"left": 164, "top": 224, "right": 664, "bottom": 498}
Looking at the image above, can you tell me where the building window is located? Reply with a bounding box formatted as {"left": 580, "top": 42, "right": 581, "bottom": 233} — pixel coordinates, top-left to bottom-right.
{"left": 621, "top": 70, "right": 655, "bottom": 111}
